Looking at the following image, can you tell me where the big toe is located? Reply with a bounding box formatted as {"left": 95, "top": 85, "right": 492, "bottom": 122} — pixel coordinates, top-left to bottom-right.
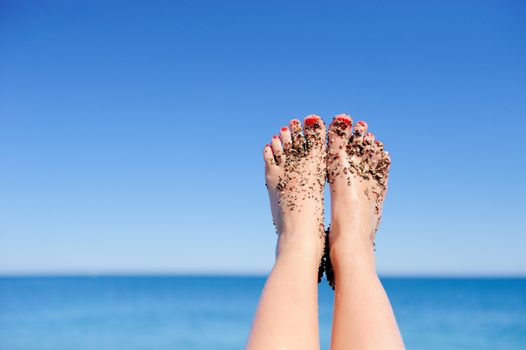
{"left": 328, "top": 114, "right": 353, "bottom": 153}
{"left": 303, "top": 114, "right": 326, "bottom": 152}
{"left": 289, "top": 119, "right": 307, "bottom": 155}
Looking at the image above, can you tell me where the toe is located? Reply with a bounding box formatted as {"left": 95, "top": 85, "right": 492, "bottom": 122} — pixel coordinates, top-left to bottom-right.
{"left": 370, "top": 140, "right": 387, "bottom": 171}
{"left": 364, "top": 132, "right": 375, "bottom": 144}
{"left": 372, "top": 149, "right": 391, "bottom": 187}
{"left": 271, "top": 135, "right": 285, "bottom": 165}
{"left": 328, "top": 114, "right": 353, "bottom": 153}
{"left": 374, "top": 140, "right": 385, "bottom": 153}
{"left": 370, "top": 141, "right": 381, "bottom": 169}
{"left": 363, "top": 132, "right": 376, "bottom": 160}
{"left": 289, "top": 119, "right": 307, "bottom": 155}
{"left": 303, "top": 114, "right": 326, "bottom": 152}
{"left": 376, "top": 151, "right": 391, "bottom": 176}
{"left": 352, "top": 120, "right": 368, "bottom": 146}
{"left": 263, "top": 144, "right": 277, "bottom": 169}
{"left": 279, "top": 126, "right": 293, "bottom": 155}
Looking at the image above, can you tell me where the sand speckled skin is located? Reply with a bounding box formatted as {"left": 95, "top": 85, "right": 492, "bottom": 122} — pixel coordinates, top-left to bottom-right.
{"left": 264, "top": 116, "right": 327, "bottom": 282}
{"left": 325, "top": 115, "right": 391, "bottom": 289}
{"left": 264, "top": 115, "right": 391, "bottom": 287}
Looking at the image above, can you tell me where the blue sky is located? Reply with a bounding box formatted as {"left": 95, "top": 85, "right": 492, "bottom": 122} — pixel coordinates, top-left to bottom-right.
{"left": 1, "top": 0, "right": 525, "bottom": 275}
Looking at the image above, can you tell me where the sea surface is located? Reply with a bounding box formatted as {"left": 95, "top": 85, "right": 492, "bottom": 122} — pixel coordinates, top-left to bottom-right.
{"left": 0, "top": 276, "right": 525, "bottom": 350}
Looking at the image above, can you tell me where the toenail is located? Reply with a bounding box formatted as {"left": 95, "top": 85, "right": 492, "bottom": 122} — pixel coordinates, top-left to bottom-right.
{"left": 357, "top": 121, "right": 367, "bottom": 126}
{"left": 281, "top": 127, "right": 288, "bottom": 132}
{"left": 291, "top": 119, "right": 300, "bottom": 125}
{"left": 305, "top": 115, "right": 320, "bottom": 126}
{"left": 273, "top": 135, "right": 279, "bottom": 139}
{"left": 366, "top": 132, "right": 374, "bottom": 137}
{"left": 336, "top": 116, "right": 351, "bottom": 125}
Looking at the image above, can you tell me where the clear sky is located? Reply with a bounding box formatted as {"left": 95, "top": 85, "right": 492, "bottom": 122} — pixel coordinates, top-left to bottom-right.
{"left": 1, "top": 0, "right": 525, "bottom": 276}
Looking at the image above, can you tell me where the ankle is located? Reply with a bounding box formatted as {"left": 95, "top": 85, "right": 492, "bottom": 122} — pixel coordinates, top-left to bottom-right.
{"left": 330, "top": 213, "right": 375, "bottom": 235}
{"left": 275, "top": 244, "right": 322, "bottom": 274}
{"left": 329, "top": 233, "right": 376, "bottom": 274}
{"left": 277, "top": 230, "right": 323, "bottom": 259}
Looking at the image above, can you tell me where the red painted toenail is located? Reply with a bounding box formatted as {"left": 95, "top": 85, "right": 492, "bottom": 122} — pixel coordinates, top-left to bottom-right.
{"left": 336, "top": 116, "right": 351, "bottom": 125}
{"left": 273, "top": 135, "right": 278, "bottom": 139}
{"left": 357, "top": 121, "right": 366, "bottom": 126}
{"left": 375, "top": 140, "right": 381, "bottom": 145}
{"left": 291, "top": 120, "right": 300, "bottom": 125}
{"left": 366, "top": 132, "right": 374, "bottom": 137}
{"left": 281, "top": 127, "right": 288, "bottom": 132}
{"left": 305, "top": 115, "right": 319, "bottom": 126}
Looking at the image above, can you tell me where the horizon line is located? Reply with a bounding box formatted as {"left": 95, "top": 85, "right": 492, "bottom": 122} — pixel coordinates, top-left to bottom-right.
{"left": 1, "top": 272, "right": 525, "bottom": 279}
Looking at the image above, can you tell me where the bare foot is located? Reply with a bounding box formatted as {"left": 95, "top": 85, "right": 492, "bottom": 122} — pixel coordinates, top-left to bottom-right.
{"left": 264, "top": 115, "right": 326, "bottom": 272}
{"left": 325, "top": 114, "right": 391, "bottom": 286}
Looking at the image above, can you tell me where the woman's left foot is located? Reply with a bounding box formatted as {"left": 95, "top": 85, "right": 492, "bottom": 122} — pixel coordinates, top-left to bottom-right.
{"left": 264, "top": 115, "right": 327, "bottom": 270}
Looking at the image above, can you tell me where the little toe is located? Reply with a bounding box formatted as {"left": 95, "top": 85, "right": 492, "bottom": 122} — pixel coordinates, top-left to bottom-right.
{"left": 263, "top": 144, "right": 276, "bottom": 168}
{"left": 376, "top": 151, "right": 391, "bottom": 177}
{"left": 289, "top": 119, "right": 307, "bottom": 155}
{"left": 371, "top": 149, "right": 391, "bottom": 186}
{"left": 271, "top": 135, "right": 285, "bottom": 165}
{"left": 328, "top": 114, "right": 353, "bottom": 153}
{"left": 279, "top": 126, "right": 293, "bottom": 155}
{"left": 370, "top": 140, "right": 387, "bottom": 171}
{"left": 303, "top": 114, "right": 326, "bottom": 152}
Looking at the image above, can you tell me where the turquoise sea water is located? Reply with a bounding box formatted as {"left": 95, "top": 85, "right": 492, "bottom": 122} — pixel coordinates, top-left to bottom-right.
{"left": 1, "top": 276, "right": 525, "bottom": 349}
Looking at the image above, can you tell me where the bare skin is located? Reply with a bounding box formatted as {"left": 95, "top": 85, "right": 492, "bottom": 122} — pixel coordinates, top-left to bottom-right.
{"left": 246, "top": 115, "right": 326, "bottom": 350}
{"left": 247, "top": 114, "right": 404, "bottom": 349}
{"left": 327, "top": 114, "right": 404, "bottom": 350}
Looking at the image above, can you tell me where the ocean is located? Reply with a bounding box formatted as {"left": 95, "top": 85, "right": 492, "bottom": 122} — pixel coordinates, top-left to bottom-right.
{"left": 0, "top": 276, "right": 525, "bottom": 349}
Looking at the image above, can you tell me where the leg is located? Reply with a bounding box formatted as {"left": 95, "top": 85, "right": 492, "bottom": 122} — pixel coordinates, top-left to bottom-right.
{"left": 327, "top": 114, "right": 404, "bottom": 350}
{"left": 246, "top": 116, "right": 327, "bottom": 350}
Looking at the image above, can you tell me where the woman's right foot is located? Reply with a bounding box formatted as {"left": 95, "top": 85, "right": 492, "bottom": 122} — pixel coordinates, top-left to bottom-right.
{"left": 326, "top": 114, "right": 391, "bottom": 283}
{"left": 264, "top": 115, "right": 326, "bottom": 268}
